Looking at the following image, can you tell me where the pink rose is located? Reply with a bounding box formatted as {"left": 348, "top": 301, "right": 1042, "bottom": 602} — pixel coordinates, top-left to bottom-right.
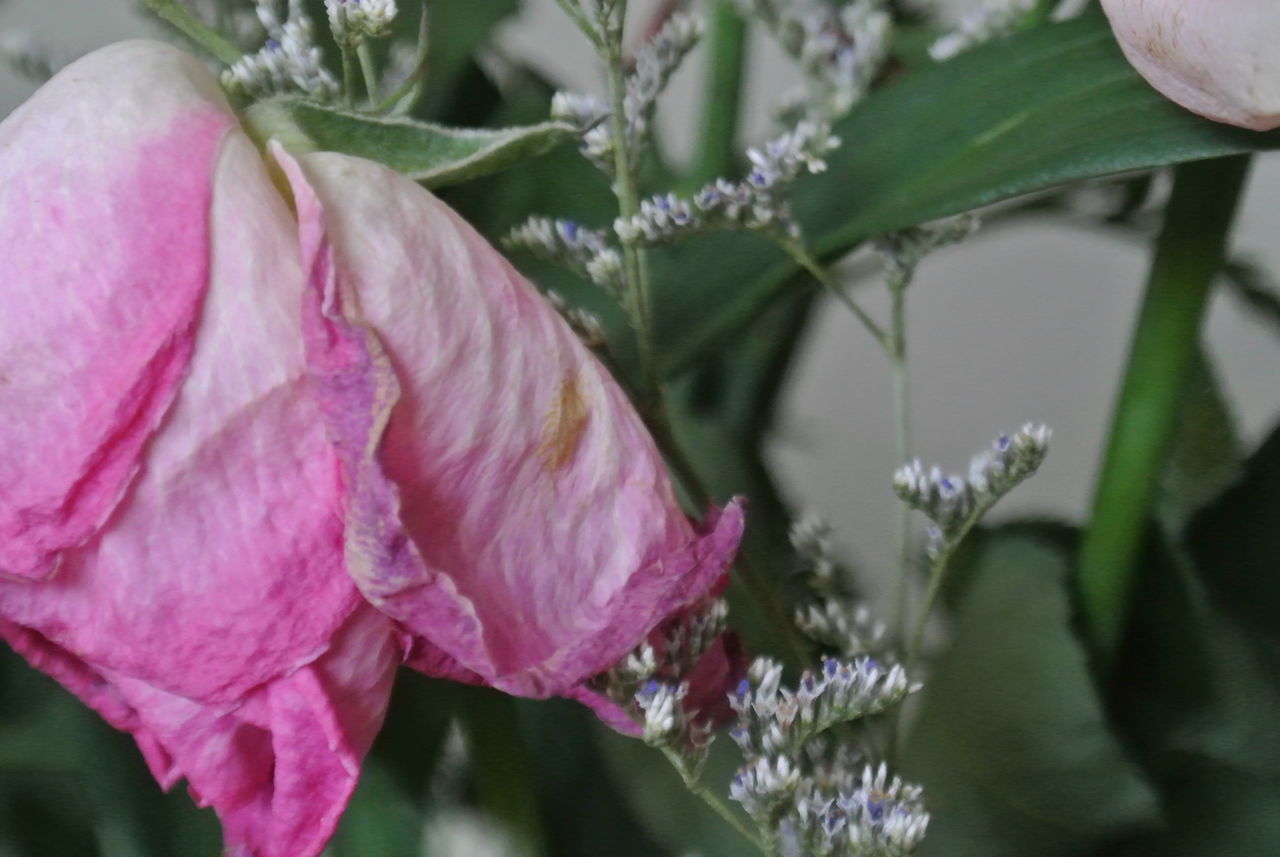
{"left": 1101, "top": 0, "right": 1280, "bottom": 131}
{"left": 0, "top": 40, "right": 743, "bottom": 856}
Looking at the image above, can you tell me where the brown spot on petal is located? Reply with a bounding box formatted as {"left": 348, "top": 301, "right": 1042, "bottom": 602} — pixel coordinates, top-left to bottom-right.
{"left": 538, "top": 372, "right": 590, "bottom": 474}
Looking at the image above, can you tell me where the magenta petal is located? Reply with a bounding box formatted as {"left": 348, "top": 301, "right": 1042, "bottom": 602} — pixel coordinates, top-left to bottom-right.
{"left": 0, "top": 42, "right": 234, "bottom": 580}
{"left": 279, "top": 148, "right": 744, "bottom": 699}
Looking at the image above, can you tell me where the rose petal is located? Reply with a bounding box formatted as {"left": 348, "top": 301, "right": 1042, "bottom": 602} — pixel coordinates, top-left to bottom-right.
{"left": 0, "top": 126, "right": 361, "bottom": 705}
{"left": 278, "top": 147, "right": 744, "bottom": 698}
{"left": 1, "top": 603, "right": 398, "bottom": 857}
{"left": 0, "top": 42, "right": 235, "bottom": 580}
{"left": 1101, "top": 0, "right": 1280, "bottom": 131}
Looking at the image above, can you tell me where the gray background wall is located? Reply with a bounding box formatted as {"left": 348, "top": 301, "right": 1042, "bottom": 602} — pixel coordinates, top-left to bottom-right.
{"left": 3, "top": 0, "right": 1277, "bottom": 607}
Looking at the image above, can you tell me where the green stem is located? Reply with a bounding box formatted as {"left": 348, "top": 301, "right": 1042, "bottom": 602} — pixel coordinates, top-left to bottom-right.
{"left": 785, "top": 242, "right": 888, "bottom": 348}
{"left": 602, "top": 7, "right": 660, "bottom": 405}
{"left": 659, "top": 748, "right": 771, "bottom": 855}
{"left": 555, "top": 0, "right": 604, "bottom": 49}
{"left": 378, "top": 5, "right": 431, "bottom": 113}
{"left": 357, "top": 42, "right": 379, "bottom": 103}
{"left": 340, "top": 46, "right": 358, "bottom": 107}
{"left": 888, "top": 278, "right": 913, "bottom": 648}
{"left": 906, "top": 503, "right": 987, "bottom": 670}
{"left": 139, "top": 0, "right": 242, "bottom": 66}
{"left": 1078, "top": 155, "right": 1251, "bottom": 667}
{"left": 692, "top": 0, "right": 748, "bottom": 186}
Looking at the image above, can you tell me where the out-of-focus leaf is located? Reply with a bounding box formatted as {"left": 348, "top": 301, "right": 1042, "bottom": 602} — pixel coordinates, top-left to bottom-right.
{"left": 903, "top": 528, "right": 1159, "bottom": 857}
{"left": 653, "top": 10, "right": 1280, "bottom": 377}
{"left": 1112, "top": 539, "right": 1280, "bottom": 857}
{"left": 517, "top": 699, "right": 669, "bottom": 857}
{"left": 0, "top": 646, "right": 221, "bottom": 857}
{"left": 455, "top": 686, "right": 548, "bottom": 857}
{"left": 1186, "top": 424, "right": 1280, "bottom": 642}
{"left": 1155, "top": 351, "right": 1243, "bottom": 537}
{"left": 244, "top": 98, "right": 578, "bottom": 188}
{"left": 329, "top": 671, "right": 455, "bottom": 857}
{"left": 1224, "top": 258, "right": 1280, "bottom": 338}
{"left": 594, "top": 721, "right": 752, "bottom": 857}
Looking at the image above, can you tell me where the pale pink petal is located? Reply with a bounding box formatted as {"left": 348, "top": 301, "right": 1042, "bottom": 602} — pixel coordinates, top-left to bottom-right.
{"left": 1, "top": 52, "right": 396, "bottom": 857}
{"left": 1, "top": 604, "right": 399, "bottom": 857}
{"left": 0, "top": 42, "right": 236, "bottom": 580}
{"left": 0, "top": 127, "right": 360, "bottom": 704}
{"left": 1101, "top": 0, "right": 1280, "bottom": 131}
{"left": 278, "top": 147, "right": 744, "bottom": 699}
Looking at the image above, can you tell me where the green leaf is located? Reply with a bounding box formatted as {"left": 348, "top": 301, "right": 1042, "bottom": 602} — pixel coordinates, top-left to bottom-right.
{"left": 902, "top": 528, "right": 1159, "bottom": 857}
{"left": 454, "top": 686, "right": 548, "bottom": 857}
{"left": 1186, "top": 423, "right": 1280, "bottom": 642}
{"left": 653, "top": 10, "right": 1280, "bottom": 377}
{"left": 594, "top": 724, "right": 750, "bottom": 857}
{"left": 1112, "top": 540, "right": 1280, "bottom": 856}
{"left": 1155, "top": 351, "right": 1244, "bottom": 538}
{"left": 243, "top": 98, "right": 579, "bottom": 189}
{"left": 516, "top": 699, "right": 669, "bottom": 857}
{"left": 1224, "top": 258, "right": 1280, "bottom": 339}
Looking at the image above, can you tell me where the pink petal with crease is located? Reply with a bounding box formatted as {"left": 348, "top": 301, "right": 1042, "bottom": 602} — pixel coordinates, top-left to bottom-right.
{"left": 1101, "top": 0, "right": 1280, "bottom": 131}
{"left": 1, "top": 43, "right": 399, "bottom": 857}
{"left": 1, "top": 603, "right": 398, "bottom": 857}
{"left": 279, "top": 148, "right": 744, "bottom": 700}
{"left": 0, "top": 41, "right": 234, "bottom": 579}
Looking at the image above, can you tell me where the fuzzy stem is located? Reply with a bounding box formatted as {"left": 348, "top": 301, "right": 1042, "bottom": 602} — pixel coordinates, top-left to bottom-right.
{"left": 660, "top": 748, "right": 772, "bottom": 855}
{"left": 888, "top": 277, "right": 913, "bottom": 648}
{"left": 693, "top": 0, "right": 748, "bottom": 186}
{"left": 1078, "top": 155, "right": 1251, "bottom": 667}
{"left": 905, "top": 501, "right": 988, "bottom": 670}
{"left": 378, "top": 5, "right": 431, "bottom": 113}
{"left": 602, "top": 5, "right": 661, "bottom": 405}
{"left": 785, "top": 242, "right": 888, "bottom": 347}
{"left": 340, "top": 45, "right": 358, "bottom": 107}
{"left": 555, "top": 0, "right": 605, "bottom": 49}
{"left": 356, "top": 42, "right": 379, "bottom": 103}
{"left": 139, "top": 0, "right": 243, "bottom": 65}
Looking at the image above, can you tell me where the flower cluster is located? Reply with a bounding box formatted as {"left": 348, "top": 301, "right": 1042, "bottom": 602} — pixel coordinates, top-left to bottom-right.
{"left": 728, "top": 657, "right": 925, "bottom": 855}
{"left": 550, "top": 90, "right": 610, "bottom": 131}
{"left": 575, "top": 12, "right": 703, "bottom": 176}
{"left": 504, "top": 216, "right": 624, "bottom": 294}
{"left": 616, "top": 119, "right": 840, "bottom": 245}
{"left": 595, "top": 599, "right": 732, "bottom": 777}
{"left": 789, "top": 516, "right": 888, "bottom": 659}
{"left": 894, "top": 424, "right": 1051, "bottom": 557}
{"left": 738, "top": 0, "right": 893, "bottom": 121}
{"left": 730, "top": 657, "right": 913, "bottom": 760}
{"left": 784, "top": 763, "right": 930, "bottom": 857}
{"left": 929, "top": 0, "right": 1038, "bottom": 61}
{"left": 221, "top": 0, "right": 338, "bottom": 99}
{"left": 324, "top": 0, "right": 398, "bottom": 47}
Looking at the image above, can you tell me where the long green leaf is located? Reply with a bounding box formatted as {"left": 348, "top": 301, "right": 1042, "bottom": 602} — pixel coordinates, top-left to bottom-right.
{"left": 653, "top": 10, "right": 1280, "bottom": 376}
{"left": 243, "top": 99, "right": 578, "bottom": 189}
